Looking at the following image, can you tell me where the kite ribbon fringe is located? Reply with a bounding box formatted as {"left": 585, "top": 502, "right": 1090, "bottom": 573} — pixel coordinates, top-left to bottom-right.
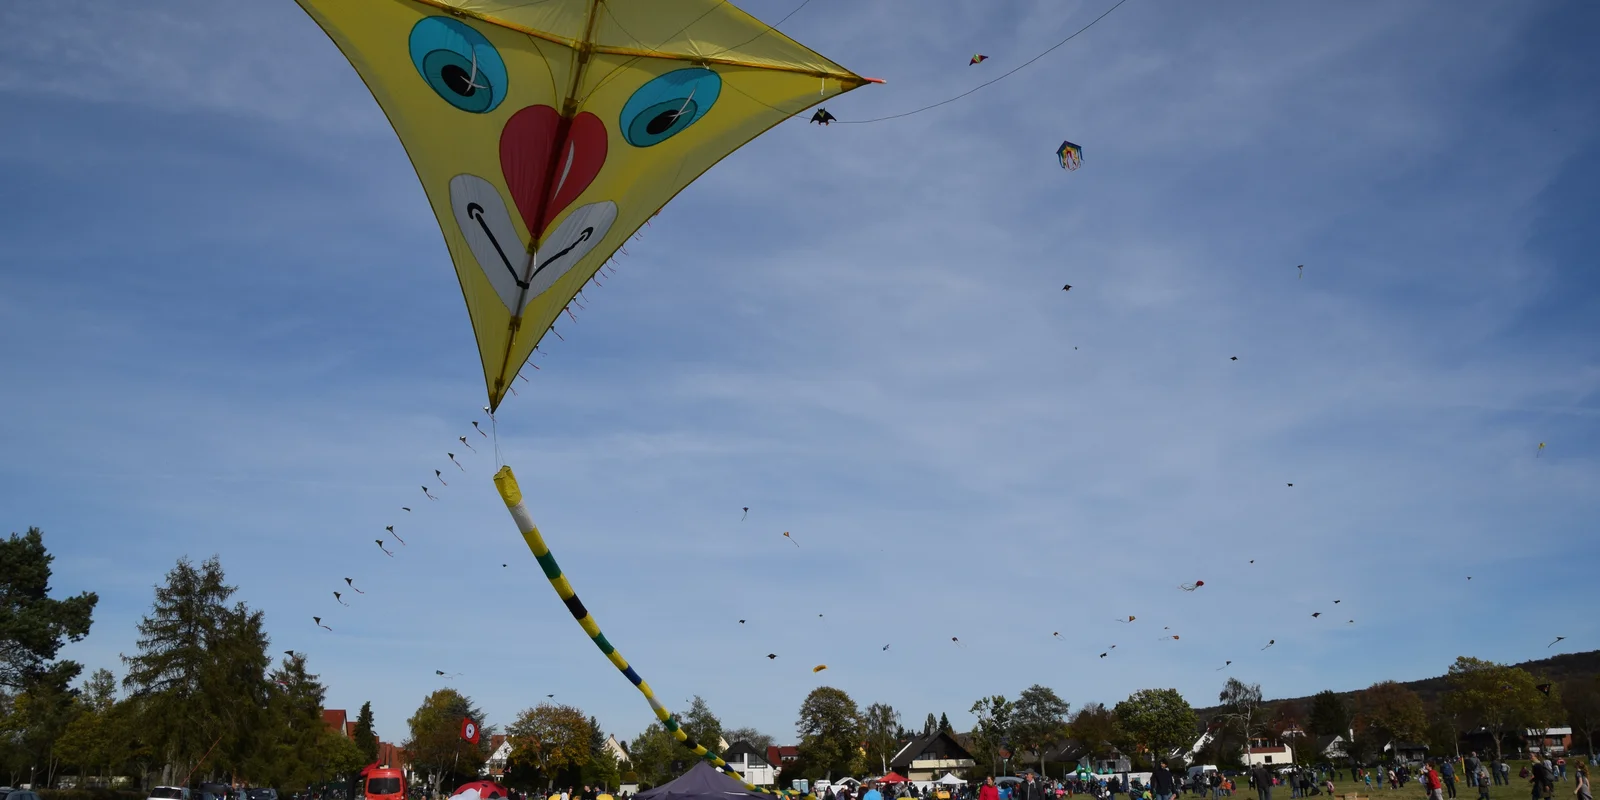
{"left": 494, "top": 466, "right": 808, "bottom": 800}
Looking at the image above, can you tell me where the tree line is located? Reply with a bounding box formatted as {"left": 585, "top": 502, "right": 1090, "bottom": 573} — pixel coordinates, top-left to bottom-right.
{"left": 0, "top": 529, "right": 368, "bottom": 791}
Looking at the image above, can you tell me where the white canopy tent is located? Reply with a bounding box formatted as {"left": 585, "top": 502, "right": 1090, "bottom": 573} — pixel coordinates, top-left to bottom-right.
{"left": 936, "top": 775, "right": 966, "bottom": 786}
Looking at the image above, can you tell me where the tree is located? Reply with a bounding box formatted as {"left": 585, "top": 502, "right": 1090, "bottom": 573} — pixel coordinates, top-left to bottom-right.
{"left": 55, "top": 668, "right": 119, "bottom": 786}
{"left": 581, "top": 716, "right": 620, "bottom": 790}
{"left": 924, "top": 714, "right": 938, "bottom": 736}
{"left": 968, "top": 696, "right": 1015, "bottom": 778}
{"left": 1562, "top": 676, "right": 1600, "bottom": 760}
{"left": 245, "top": 651, "right": 337, "bottom": 791}
{"left": 681, "top": 696, "right": 724, "bottom": 754}
{"left": 508, "top": 703, "right": 593, "bottom": 789}
{"left": 121, "top": 556, "right": 270, "bottom": 785}
{"left": 724, "top": 727, "right": 774, "bottom": 753}
{"left": 1113, "top": 689, "right": 1197, "bottom": 767}
{"left": 627, "top": 723, "right": 683, "bottom": 788}
{"left": 1013, "top": 686, "right": 1070, "bottom": 774}
{"left": 405, "top": 689, "right": 489, "bottom": 795}
{"left": 1068, "top": 703, "right": 1118, "bottom": 761}
{"left": 1354, "top": 681, "right": 1427, "bottom": 752}
{"left": 0, "top": 528, "right": 98, "bottom": 691}
{"left": 1441, "top": 657, "right": 1559, "bottom": 759}
{"left": 354, "top": 702, "right": 379, "bottom": 765}
{"left": 1217, "top": 679, "right": 1266, "bottom": 747}
{"left": 13, "top": 674, "right": 81, "bottom": 787}
{"left": 796, "top": 687, "right": 862, "bottom": 778}
{"left": 1308, "top": 691, "right": 1351, "bottom": 739}
{"left": 862, "top": 704, "right": 901, "bottom": 775}
{"left": 939, "top": 713, "right": 952, "bottom": 734}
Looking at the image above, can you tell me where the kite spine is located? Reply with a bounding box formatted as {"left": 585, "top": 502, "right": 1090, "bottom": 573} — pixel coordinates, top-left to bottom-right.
{"left": 494, "top": 466, "right": 805, "bottom": 799}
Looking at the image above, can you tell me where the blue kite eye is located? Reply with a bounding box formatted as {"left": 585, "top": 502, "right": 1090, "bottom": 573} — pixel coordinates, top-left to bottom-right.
{"left": 408, "top": 17, "right": 507, "bottom": 113}
{"left": 619, "top": 68, "right": 722, "bottom": 147}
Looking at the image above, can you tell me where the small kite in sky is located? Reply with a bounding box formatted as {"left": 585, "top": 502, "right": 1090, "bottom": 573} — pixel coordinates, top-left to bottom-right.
{"left": 1052, "top": 632, "right": 1062, "bottom": 638}
{"left": 385, "top": 525, "right": 406, "bottom": 545}
{"left": 435, "top": 469, "right": 448, "bottom": 486}
{"left": 546, "top": 694, "right": 555, "bottom": 698}
{"left": 1180, "top": 581, "right": 1205, "bottom": 591}
{"left": 1537, "top": 442, "right": 1545, "bottom": 457}
{"left": 422, "top": 486, "right": 437, "bottom": 500}
{"left": 882, "top": 644, "right": 891, "bottom": 650}
{"left": 459, "top": 436, "right": 475, "bottom": 451}
{"left": 741, "top": 507, "right": 748, "bottom": 520}
{"left": 1333, "top": 599, "right": 1341, "bottom": 604}
{"left": 1297, "top": 264, "right": 1304, "bottom": 279}
{"left": 812, "top": 665, "right": 827, "bottom": 673}
{"left": 1262, "top": 639, "right": 1276, "bottom": 650}
{"left": 1160, "top": 635, "right": 1180, "bottom": 641}
{"left": 473, "top": 421, "right": 487, "bottom": 437}
{"left": 1231, "top": 356, "right": 1239, "bottom": 361}
{"left": 1249, "top": 559, "right": 1256, "bottom": 564}
{"left": 1467, "top": 576, "right": 1473, "bottom": 580}
{"left": 449, "top": 453, "right": 464, "bottom": 470}
{"left": 1287, "top": 483, "right": 1294, "bottom": 487}
{"left": 783, "top": 531, "right": 799, "bottom": 547}
{"left": 970, "top": 54, "right": 988, "bottom": 65}
{"left": 436, "top": 670, "right": 460, "bottom": 679}
{"left": 1216, "top": 660, "right": 1233, "bottom": 671}
{"left": 334, "top": 591, "right": 348, "bottom": 607}
{"left": 739, "top": 619, "right": 746, "bottom": 624}
{"left": 345, "top": 577, "right": 364, "bottom": 594}
{"left": 1549, "top": 636, "right": 1566, "bottom": 648}
{"left": 1062, "top": 284, "right": 1072, "bottom": 291}
{"left": 1347, "top": 619, "right": 1355, "bottom": 624}
{"left": 1057, "top": 140, "right": 1082, "bottom": 171}
{"left": 376, "top": 539, "right": 394, "bottom": 557}
{"left": 1099, "top": 652, "right": 1108, "bottom": 658}
{"left": 951, "top": 637, "right": 965, "bottom": 648}
{"left": 767, "top": 653, "right": 778, "bottom": 659}
{"left": 811, "top": 108, "right": 837, "bottom": 125}
{"left": 314, "top": 616, "right": 332, "bottom": 631}
{"left": 1117, "top": 615, "right": 1136, "bottom": 623}
{"left": 1311, "top": 612, "right": 1321, "bottom": 618}
{"left": 402, "top": 506, "right": 412, "bottom": 512}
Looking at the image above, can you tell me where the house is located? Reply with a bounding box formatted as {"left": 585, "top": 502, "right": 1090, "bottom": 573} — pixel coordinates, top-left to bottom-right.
{"left": 889, "top": 730, "right": 977, "bottom": 782}
{"left": 606, "top": 734, "right": 631, "bottom": 765}
{"left": 768, "top": 746, "right": 800, "bottom": 771}
{"left": 1525, "top": 728, "right": 1573, "bottom": 756}
{"left": 724, "top": 742, "right": 778, "bottom": 786}
{"left": 484, "top": 735, "right": 512, "bottom": 780}
{"left": 1315, "top": 735, "right": 1349, "bottom": 762}
{"left": 1385, "top": 742, "right": 1429, "bottom": 764}
{"left": 320, "top": 708, "right": 409, "bottom": 772}
{"left": 1244, "top": 741, "right": 1294, "bottom": 768}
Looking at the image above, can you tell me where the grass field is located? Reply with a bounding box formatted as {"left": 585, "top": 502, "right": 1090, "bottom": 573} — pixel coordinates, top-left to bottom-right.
{"left": 1242, "top": 761, "right": 1590, "bottom": 800}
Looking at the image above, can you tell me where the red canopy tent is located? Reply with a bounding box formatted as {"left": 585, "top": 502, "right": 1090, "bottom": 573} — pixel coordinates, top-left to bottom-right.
{"left": 877, "top": 774, "right": 909, "bottom": 784}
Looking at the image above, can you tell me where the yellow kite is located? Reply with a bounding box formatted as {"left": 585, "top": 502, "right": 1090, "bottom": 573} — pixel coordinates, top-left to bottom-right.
{"left": 295, "top": 0, "right": 875, "bottom": 409}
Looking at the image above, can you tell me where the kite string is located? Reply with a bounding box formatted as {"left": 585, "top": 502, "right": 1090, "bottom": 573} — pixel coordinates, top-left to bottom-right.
{"left": 836, "top": 0, "right": 1133, "bottom": 124}
{"left": 493, "top": 466, "right": 812, "bottom": 800}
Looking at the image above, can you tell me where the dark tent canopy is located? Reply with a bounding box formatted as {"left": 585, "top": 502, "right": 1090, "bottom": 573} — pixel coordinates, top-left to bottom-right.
{"left": 635, "top": 762, "right": 770, "bottom": 800}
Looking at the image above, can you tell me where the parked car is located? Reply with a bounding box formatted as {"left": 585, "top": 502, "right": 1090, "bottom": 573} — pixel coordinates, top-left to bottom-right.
{"left": 148, "top": 788, "right": 191, "bottom": 800}
{"left": 5, "top": 790, "right": 43, "bottom": 800}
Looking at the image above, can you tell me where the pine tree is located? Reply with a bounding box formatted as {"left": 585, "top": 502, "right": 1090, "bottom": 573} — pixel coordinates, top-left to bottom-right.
{"left": 121, "top": 557, "right": 270, "bottom": 784}
{"left": 938, "top": 713, "right": 952, "bottom": 734}
{"left": 355, "top": 702, "right": 380, "bottom": 764}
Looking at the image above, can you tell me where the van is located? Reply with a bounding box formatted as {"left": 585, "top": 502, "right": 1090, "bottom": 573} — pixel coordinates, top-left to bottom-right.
{"left": 364, "top": 768, "right": 406, "bottom": 800}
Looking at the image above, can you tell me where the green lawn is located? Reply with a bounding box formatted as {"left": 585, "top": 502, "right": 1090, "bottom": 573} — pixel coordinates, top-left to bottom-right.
{"left": 1278, "top": 761, "right": 1589, "bottom": 800}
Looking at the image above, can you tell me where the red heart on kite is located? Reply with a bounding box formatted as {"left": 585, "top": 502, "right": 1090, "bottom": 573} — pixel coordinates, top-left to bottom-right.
{"left": 499, "top": 106, "right": 608, "bottom": 236}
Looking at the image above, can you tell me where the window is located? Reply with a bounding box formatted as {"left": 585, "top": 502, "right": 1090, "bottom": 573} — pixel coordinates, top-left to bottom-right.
{"left": 367, "top": 779, "right": 402, "bottom": 795}
{"left": 1264, "top": 757, "right": 1273, "bottom": 764}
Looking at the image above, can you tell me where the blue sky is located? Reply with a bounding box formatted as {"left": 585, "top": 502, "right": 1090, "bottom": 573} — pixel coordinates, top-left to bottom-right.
{"left": 2, "top": 0, "right": 1598, "bottom": 749}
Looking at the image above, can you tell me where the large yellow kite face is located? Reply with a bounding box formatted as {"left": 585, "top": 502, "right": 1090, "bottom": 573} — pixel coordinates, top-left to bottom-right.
{"left": 294, "top": 0, "right": 870, "bottom": 409}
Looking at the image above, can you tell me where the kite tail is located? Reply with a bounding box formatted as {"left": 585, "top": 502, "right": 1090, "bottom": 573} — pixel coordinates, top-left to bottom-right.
{"left": 494, "top": 466, "right": 808, "bottom": 800}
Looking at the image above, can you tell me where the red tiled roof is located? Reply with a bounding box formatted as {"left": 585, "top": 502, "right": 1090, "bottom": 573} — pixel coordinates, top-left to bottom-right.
{"left": 323, "top": 709, "right": 349, "bottom": 733}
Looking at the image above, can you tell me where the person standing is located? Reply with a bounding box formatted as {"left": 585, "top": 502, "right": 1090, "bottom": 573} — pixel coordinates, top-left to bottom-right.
{"left": 1465, "top": 754, "right": 1481, "bottom": 789}
{"left": 1250, "top": 766, "right": 1271, "bottom": 800}
{"left": 1443, "top": 758, "right": 1458, "bottom": 799}
{"left": 1477, "top": 765, "right": 1492, "bottom": 800}
{"left": 1153, "top": 763, "right": 1176, "bottom": 800}
{"left": 1574, "top": 765, "right": 1590, "bottom": 800}
{"left": 980, "top": 778, "right": 1000, "bottom": 800}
